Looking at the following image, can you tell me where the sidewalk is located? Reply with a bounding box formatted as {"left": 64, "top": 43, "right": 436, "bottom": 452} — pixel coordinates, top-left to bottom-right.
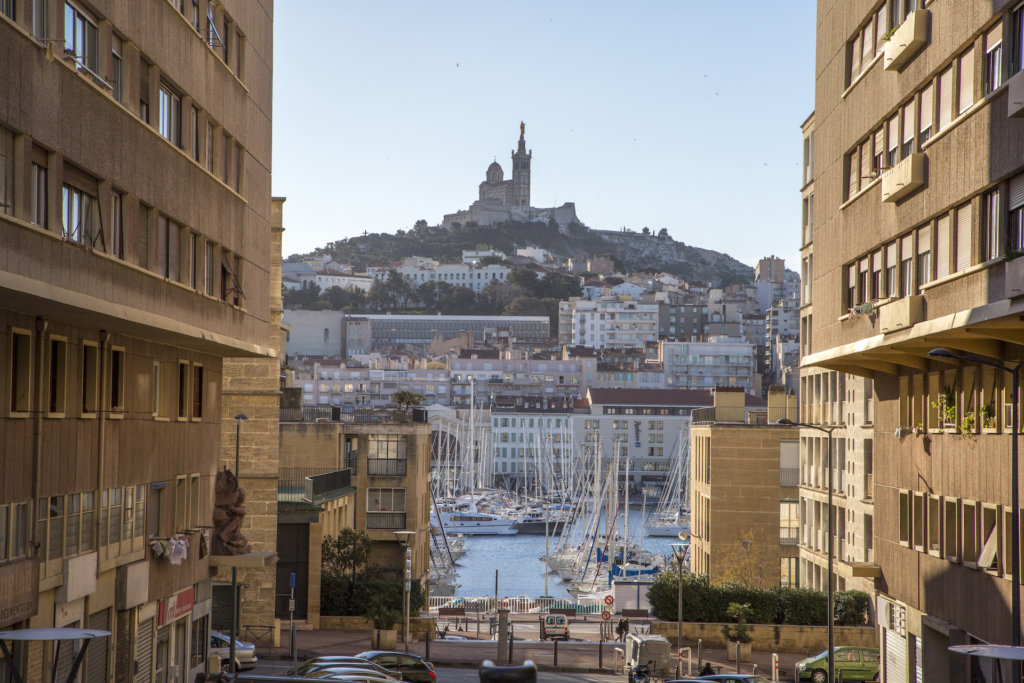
{"left": 263, "top": 624, "right": 805, "bottom": 680}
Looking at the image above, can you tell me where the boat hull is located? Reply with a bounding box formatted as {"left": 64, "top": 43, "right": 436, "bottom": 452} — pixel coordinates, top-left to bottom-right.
{"left": 513, "top": 519, "right": 568, "bottom": 534}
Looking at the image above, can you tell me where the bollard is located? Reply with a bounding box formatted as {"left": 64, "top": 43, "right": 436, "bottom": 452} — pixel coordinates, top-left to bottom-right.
{"left": 598, "top": 637, "right": 604, "bottom": 670}
{"left": 508, "top": 625, "right": 515, "bottom": 663}
{"left": 735, "top": 641, "right": 741, "bottom": 673}
{"left": 771, "top": 653, "right": 779, "bottom": 682}
{"left": 697, "top": 639, "right": 703, "bottom": 668}
{"left": 553, "top": 638, "right": 558, "bottom": 668}
{"left": 425, "top": 629, "right": 430, "bottom": 662}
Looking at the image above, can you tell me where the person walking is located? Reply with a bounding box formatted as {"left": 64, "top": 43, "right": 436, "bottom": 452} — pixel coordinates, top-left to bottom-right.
{"left": 615, "top": 618, "right": 625, "bottom": 642}
{"left": 622, "top": 617, "right": 630, "bottom": 638}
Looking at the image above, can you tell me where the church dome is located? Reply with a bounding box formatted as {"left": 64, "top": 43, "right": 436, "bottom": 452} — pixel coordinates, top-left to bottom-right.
{"left": 486, "top": 161, "right": 504, "bottom": 183}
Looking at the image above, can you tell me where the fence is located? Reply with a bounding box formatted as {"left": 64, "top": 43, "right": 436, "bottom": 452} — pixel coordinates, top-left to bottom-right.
{"left": 426, "top": 596, "right": 605, "bottom": 615}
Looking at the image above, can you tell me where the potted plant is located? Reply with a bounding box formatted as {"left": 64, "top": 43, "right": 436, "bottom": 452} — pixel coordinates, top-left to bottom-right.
{"left": 981, "top": 404, "right": 996, "bottom": 430}
{"left": 363, "top": 595, "right": 401, "bottom": 649}
{"left": 962, "top": 410, "right": 976, "bottom": 434}
{"left": 721, "top": 602, "right": 753, "bottom": 662}
{"left": 931, "top": 387, "right": 957, "bottom": 430}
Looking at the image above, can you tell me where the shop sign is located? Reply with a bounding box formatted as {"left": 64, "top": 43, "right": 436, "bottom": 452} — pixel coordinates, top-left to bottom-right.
{"left": 157, "top": 587, "right": 195, "bottom": 626}
{"left": 0, "top": 558, "right": 39, "bottom": 628}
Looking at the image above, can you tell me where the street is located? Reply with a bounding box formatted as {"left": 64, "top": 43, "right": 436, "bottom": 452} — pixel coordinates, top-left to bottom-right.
{"left": 250, "top": 660, "right": 627, "bottom": 683}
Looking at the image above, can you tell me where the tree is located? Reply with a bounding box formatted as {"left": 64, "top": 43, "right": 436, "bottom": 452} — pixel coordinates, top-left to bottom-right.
{"left": 714, "top": 530, "right": 773, "bottom": 589}
{"left": 479, "top": 281, "right": 523, "bottom": 312}
{"left": 413, "top": 219, "right": 429, "bottom": 230}
{"left": 438, "top": 285, "right": 477, "bottom": 314}
{"left": 641, "top": 227, "right": 651, "bottom": 235}
{"left": 417, "top": 280, "right": 451, "bottom": 311}
{"left": 322, "top": 529, "right": 372, "bottom": 581}
{"left": 658, "top": 227, "right": 670, "bottom": 239}
{"left": 604, "top": 276, "right": 625, "bottom": 286}
{"left": 506, "top": 268, "right": 541, "bottom": 296}
{"left": 721, "top": 602, "right": 753, "bottom": 644}
{"left": 504, "top": 297, "right": 559, "bottom": 331}
{"left": 392, "top": 389, "right": 424, "bottom": 410}
{"left": 324, "top": 286, "right": 367, "bottom": 312}
{"left": 539, "top": 272, "right": 582, "bottom": 300}
{"left": 282, "top": 283, "right": 321, "bottom": 309}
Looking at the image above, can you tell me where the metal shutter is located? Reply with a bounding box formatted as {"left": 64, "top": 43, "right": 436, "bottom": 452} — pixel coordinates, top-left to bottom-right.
{"left": 136, "top": 617, "right": 154, "bottom": 682}
{"left": 920, "top": 84, "right": 934, "bottom": 134}
{"left": 887, "top": 116, "right": 899, "bottom": 157}
{"left": 886, "top": 628, "right": 908, "bottom": 683}
{"left": 986, "top": 23, "right": 1003, "bottom": 52}
{"left": 903, "top": 101, "right": 916, "bottom": 145}
{"left": 1010, "top": 174, "right": 1024, "bottom": 210}
{"left": 918, "top": 227, "right": 931, "bottom": 253}
{"left": 956, "top": 204, "right": 973, "bottom": 272}
{"left": 936, "top": 215, "right": 950, "bottom": 279}
{"left": 86, "top": 609, "right": 110, "bottom": 683}
{"left": 959, "top": 50, "right": 975, "bottom": 113}
{"left": 887, "top": 241, "right": 899, "bottom": 268}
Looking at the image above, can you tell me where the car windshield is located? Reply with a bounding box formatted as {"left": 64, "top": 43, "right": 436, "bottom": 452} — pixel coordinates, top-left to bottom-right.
{"left": 810, "top": 649, "right": 829, "bottom": 660}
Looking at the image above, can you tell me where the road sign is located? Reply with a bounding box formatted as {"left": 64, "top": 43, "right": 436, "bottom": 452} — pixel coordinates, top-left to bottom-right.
{"left": 601, "top": 611, "right": 611, "bottom": 621}
{"left": 604, "top": 595, "right": 614, "bottom": 605}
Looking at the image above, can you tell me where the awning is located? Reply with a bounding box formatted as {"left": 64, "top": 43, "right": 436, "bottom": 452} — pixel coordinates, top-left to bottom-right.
{"left": 0, "top": 628, "right": 110, "bottom": 683}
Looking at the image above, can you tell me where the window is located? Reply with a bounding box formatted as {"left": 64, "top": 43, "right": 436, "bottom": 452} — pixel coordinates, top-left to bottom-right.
{"left": 31, "top": 162, "right": 47, "bottom": 227}
{"left": 139, "top": 58, "right": 150, "bottom": 122}
{"left": 206, "top": 3, "right": 220, "bottom": 49}
{"left": 156, "top": 216, "right": 180, "bottom": 280}
{"left": 33, "top": 0, "right": 47, "bottom": 39}
{"left": 885, "top": 242, "right": 898, "bottom": 296}
{"left": 366, "top": 488, "right": 406, "bottom": 529}
{"left": 158, "top": 84, "right": 182, "bottom": 147}
{"left": 368, "top": 435, "right": 408, "bottom": 475}
{"left": 1013, "top": 4, "right": 1024, "bottom": 75}
{"left": 886, "top": 115, "right": 899, "bottom": 167}
{"left": 899, "top": 490, "right": 911, "bottom": 545}
{"left": 222, "top": 132, "right": 231, "bottom": 185}
{"left": 174, "top": 477, "right": 186, "bottom": 532}
{"left": 9, "top": 329, "right": 31, "bottom": 414}
{"left": 99, "top": 487, "right": 121, "bottom": 546}
{"left": 955, "top": 203, "right": 973, "bottom": 273}
{"left": 81, "top": 342, "right": 99, "bottom": 414}
{"left": 916, "top": 226, "right": 931, "bottom": 288}
{"left": 900, "top": 234, "right": 914, "bottom": 295}
{"left": 937, "top": 67, "right": 953, "bottom": 132}
{"left": 48, "top": 337, "right": 67, "bottom": 415}
{"left": 191, "top": 106, "right": 199, "bottom": 161}
{"left": 191, "top": 0, "right": 200, "bottom": 30}
{"left": 177, "top": 361, "right": 189, "bottom": 419}
{"left": 890, "top": 0, "right": 918, "bottom": 30}
{"left": 936, "top": 215, "right": 950, "bottom": 280}
{"left": 189, "top": 475, "right": 200, "bottom": 532}
{"left": 64, "top": 2, "right": 98, "bottom": 73}
{"left": 986, "top": 23, "right": 1004, "bottom": 93}
{"left": 62, "top": 183, "right": 96, "bottom": 245}
{"left": 872, "top": 128, "right": 884, "bottom": 173}
{"left": 919, "top": 82, "right": 933, "bottom": 144}
{"left": 109, "top": 347, "right": 125, "bottom": 412}
{"left": 1011, "top": 175, "right": 1024, "bottom": 252}
{"left": 152, "top": 360, "right": 173, "bottom": 418}
{"left": 111, "top": 36, "right": 123, "bottom": 102}
{"left": 959, "top": 49, "right": 975, "bottom": 115}
{"left": 39, "top": 496, "right": 64, "bottom": 562}
{"left": 985, "top": 189, "right": 1001, "bottom": 260}
{"left": 0, "top": 127, "right": 11, "bottom": 216}
{"left": 901, "top": 99, "right": 916, "bottom": 158}
{"left": 205, "top": 121, "right": 214, "bottom": 172}
{"left": 871, "top": 250, "right": 882, "bottom": 299}
{"left": 205, "top": 242, "right": 215, "bottom": 295}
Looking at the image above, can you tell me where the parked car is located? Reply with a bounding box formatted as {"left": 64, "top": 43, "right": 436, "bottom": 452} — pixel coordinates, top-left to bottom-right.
{"left": 692, "top": 676, "right": 772, "bottom": 683}
{"left": 794, "top": 646, "right": 880, "bottom": 682}
{"left": 209, "top": 630, "right": 258, "bottom": 671}
{"left": 303, "top": 668, "right": 398, "bottom": 682}
{"left": 354, "top": 651, "right": 437, "bottom": 683}
{"left": 623, "top": 634, "right": 674, "bottom": 683}
{"left": 285, "top": 657, "right": 402, "bottom": 679}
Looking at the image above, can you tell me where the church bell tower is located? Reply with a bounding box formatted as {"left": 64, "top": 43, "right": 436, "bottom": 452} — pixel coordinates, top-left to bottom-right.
{"left": 511, "top": 121, "right": 531, "bottom": 207}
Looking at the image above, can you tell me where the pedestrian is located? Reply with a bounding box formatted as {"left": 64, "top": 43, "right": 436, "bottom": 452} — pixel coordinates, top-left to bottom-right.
{"left": 615, "top": 618, "right": 625, "bottom": 642}
{"left": 700, "top": 661, "right": 715, "bottom": 677}
{"left": 622, "top": 617, "right": 630, "bottom": 637}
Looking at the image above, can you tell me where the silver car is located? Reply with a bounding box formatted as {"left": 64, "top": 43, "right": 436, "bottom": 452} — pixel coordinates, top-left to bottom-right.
{"left": 209, "top": 630, "right": 258, "bottom": 671}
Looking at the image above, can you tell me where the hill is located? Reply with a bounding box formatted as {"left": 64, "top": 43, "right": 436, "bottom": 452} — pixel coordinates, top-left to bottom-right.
{"left": 302, "top": 220, "right": 754, "bottom": 286}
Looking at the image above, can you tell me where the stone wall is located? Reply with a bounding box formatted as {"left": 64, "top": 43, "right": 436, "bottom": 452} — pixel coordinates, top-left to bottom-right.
{"left": 650, "top": 621, "right": 878, "bottom": 652}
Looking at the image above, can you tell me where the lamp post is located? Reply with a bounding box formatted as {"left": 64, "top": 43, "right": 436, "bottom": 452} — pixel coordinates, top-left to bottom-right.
{"left": 928, "top": 348, "right": 1021, "bottom": 665}
{"left": 778, "top": 417, "right": 837, "bottom": 683}
{"left": 229, "top": 413, "right": 248, "bottom": 674}
{"left": 395, "top": 531, "right": 416, "bottom": 651}
{"left": 671, "top": 542, "right": 687, "bottom": 677}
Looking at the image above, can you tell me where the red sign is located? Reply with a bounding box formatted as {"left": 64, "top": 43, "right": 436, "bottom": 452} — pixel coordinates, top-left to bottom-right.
{"left": 604, "top": 595, "right": 614, "bottom": 605}
{"left": 601, "top": 611, "right": 611, "bottom": 621}
{"left": 158, "top": 587, "right": 195, "bottom": 626}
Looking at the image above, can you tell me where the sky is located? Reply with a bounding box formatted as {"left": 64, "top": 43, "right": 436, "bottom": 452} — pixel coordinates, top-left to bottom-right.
{"left": 272, "top": 2, "right": 816, "bottom": 271}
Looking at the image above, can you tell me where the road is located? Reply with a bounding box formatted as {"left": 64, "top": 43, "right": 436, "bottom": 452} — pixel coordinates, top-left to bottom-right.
{"left": 250, "top": 661, "right": 627, "bottom": 683}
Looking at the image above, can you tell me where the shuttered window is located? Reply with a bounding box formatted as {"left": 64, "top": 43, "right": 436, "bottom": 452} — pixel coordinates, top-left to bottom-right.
{"left": 875, "top": 4, "right": 888, "bottom": 54}
{"left": 901, "top": 234, "right": 915, "bottom": 295}
{"left": 959, "top": 49, "right": 975, "bottom": 114}
{"left": 136, "top": 617, "right": 154, "bottom": 681}
{"left": 902, "top": 100, "right": 916, "bottom": 157}
{"left": 986, "top": 190, "right": 1001, "bottom": 261}
{"left": 886, "top": 241, "right": 899, "bottom": 296}
{"left": 860, "top": 139, "right": 872, "bottom": 184}
{"left": 887, "top": 116, "right": 899, "bottom": 166}
{"left": 873, "top": 128, "right": 885, "bottom": 172}
{"left": 956, "top": 203, "right": 973, "bottom": 272}
{"left": 986, "top": 23, "right": 1004, "bottom": 93}
{"left": 920, "top": 83, "right": 934, "bottom": 141}
{"left": 872, "top": 251, "right": 883, "bottom": 299}
{"left": 848, "top": 150, "right": 860, "bottom": 198}
{"left": 938, "top": 68, "right": 953, "bottom": 131}
{"left": 859, "top": 257, "right": 870, "bottom": 304}
{"left": 848, "top": 264, "right": 857, "bottom": 308}
{"left": 936, "top": 215, "right": 950, "bottom": 279}
{"left": 917, "top": 226, "right": 932, "bottom": 287}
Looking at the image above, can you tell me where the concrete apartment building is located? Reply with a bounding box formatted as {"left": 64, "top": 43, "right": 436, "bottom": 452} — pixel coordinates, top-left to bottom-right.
{"left": 688, "top": 389, "right": 800, "bottom": 588}
{"left": 489, "top": 396, "right": 576, "bottom": 490}
{"left": 804, "top": 1, "right": 1024, "bottom": 679}
{"left": 658, "top": 339, "right": 757, "bottom": 392}
{"left": 557, "top": 297, "right": 659, "bottom": 349}
{"left": 0, "top": 1, "right": 274, "bottom": 680}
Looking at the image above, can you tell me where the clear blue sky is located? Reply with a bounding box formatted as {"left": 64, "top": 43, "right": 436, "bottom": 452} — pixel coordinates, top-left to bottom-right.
{"left": 272, "top": 2, "right": 816, "bottom": 270}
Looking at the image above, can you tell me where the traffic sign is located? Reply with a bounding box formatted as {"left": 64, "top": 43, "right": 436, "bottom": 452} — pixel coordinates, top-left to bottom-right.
{"left": 604, "top": 595, "right": 614, "bottom": 605}
{"left": 601, "top": 610, "right": 611, "bottom": 621}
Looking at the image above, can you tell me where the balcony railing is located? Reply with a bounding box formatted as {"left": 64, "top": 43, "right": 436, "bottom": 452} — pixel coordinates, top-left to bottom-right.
{"left": 366, "top": 512, "right": 407, "bottom": 530}
{"left": 780, "top": 467, "right": 799, "bottom": 487}
{"left": 780, "top": 529, "right": 800, "bottom": 545}
{"left": 691, "top": 406, "right": 795, "bottom": 425}
{"left": 305, "top": 469, "right": 353, "bottom": 504}
{"left": 280, "top": 407, "right": 428, "bottom": 424}
{"left": 367, "top": 459, "right": 408, "bottom": 477}
{"left": 279, "top": 467, "right": 339, "bottom": 502}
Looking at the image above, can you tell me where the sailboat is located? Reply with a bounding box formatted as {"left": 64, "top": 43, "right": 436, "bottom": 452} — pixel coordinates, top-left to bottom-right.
{"left": 645, "top": 432, "right": 691, "bottom": 538}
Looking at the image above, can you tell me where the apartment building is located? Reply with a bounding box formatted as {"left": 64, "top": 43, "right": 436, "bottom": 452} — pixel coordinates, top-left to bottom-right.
{"left": 0, "top": 1, "right": 273, "bottom": 680}
{"left": 557, "top": 297, "right": 659, "bottom": 349}
{"left": 805, "top": 1, "right": 1024, "bottom": 679}
{"left": 658, "top": 339, "right": 757, "bottom": 392}
{"left": 368, "top": 256, "right": 511, "bottom": 294}
{"left": 689, "top": 389, "right": 800, "bottom": 587}
{"left": 489, "top": 396, "right": 576, "bottom": 490}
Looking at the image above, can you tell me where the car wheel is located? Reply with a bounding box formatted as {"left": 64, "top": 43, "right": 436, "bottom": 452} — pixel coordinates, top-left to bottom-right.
{"left": 811, "top": 669, "right": 827, "bottom": 683}
{"left": 220, "top": 659, "right": 240, "bottom": 673}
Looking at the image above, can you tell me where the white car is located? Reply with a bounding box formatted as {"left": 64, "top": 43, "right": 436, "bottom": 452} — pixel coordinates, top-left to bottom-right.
{"left": 210, "top": 630, "right": 258, "bottom": 671}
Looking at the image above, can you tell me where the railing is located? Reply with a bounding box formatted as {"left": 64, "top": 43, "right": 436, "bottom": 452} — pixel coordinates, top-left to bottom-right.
{"left": 278, "top": 467, "right": 337, "bottom": 502}
{"left": 691, "top": 406, "right": 794, "bottom": 425}
{"left": 426, "top": 595, "right": 604, "bottom": 614}
{"left": 366, "top": 512, "right": 406, "bottom": 529}
{"left": 367, "top": 459, "right": 408, "bottom": 477}
{"left": 780, "top": 467, "right": 799, "bottom": 487}
{"left": 280, "top": 407, "right": 429, "bottom": 424}
{"left": 779, "top": 529, "right": 800, "bottom": 545}
{"left": 305, "top": 469, "right": 352, "bottom": 504}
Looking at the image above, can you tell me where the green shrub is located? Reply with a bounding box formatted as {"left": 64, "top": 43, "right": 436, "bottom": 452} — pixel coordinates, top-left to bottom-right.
{"left": 647, "top": 571, "right": 871, "bottom": 627}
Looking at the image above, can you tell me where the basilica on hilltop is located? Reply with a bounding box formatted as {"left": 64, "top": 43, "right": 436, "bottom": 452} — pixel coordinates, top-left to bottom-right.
{"left": 442, "top": 123, "right": 579, "bottom": 228}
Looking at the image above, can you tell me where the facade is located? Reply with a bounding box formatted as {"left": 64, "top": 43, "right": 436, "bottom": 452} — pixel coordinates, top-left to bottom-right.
{"left": 804, "top": 1, "right": 1024, "bottom": 680}
{"left": 295, "top": 359, "right": 452, "bottom": 409}
{"left": 450, "top": 354, "right": 588, "bottom": 402}
{"left": 489, "top": 397, "right": 576, "bottom": 490}
{"left": 557, "top": 297, "right": 659, "bottom": 349}
{"left": 0, "top": 0, "right": 273, "bottom": 680}
{"left": 373, "top": 256, "right": 511, "bottom": 294}
{"left": 688, "top": 389, "right": 800, "bottom": 587}
{"left": 658, "top": 339, "right": 756, "bottom": 391}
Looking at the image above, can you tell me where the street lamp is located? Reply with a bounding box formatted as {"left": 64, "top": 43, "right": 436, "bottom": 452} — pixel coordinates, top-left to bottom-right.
{"left": 395, "top": 531, "right": 416, "bottom": 652}
{"left": 671, "top": 541, "right": 688, "bottom": 677}
{"left": 229, "top": 413, "right": 248, "bottom": 674}
{"left": 928, "top": 348, "right": 1021, "bottom": 666}
{"left": 778, "top": 417, "right": 838, "bottom": 683}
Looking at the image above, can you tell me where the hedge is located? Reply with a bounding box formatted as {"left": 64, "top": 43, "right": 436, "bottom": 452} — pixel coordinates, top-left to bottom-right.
{"left": 647, "top": 570, "right": 872, "bottom": 626}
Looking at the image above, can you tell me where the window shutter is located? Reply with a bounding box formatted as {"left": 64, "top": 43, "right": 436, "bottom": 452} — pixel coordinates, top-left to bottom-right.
{"left": 874, "top": 128, "right": 885, "bottom": 162}
{"left": 938, "top": 68, "right": 953, "bottom": 130}
{"left": 888, "top": 116, "right": 899, "bottom": 156}
{"left": 936, "top": 216, "right": 950, "bottom": 279}
{"left": 903, "top": 101, "right": 916, "bottom": 144}
{"left": 959, "top": 49, "right": 975, "bottom": 113}
{"left": 986, "top": 23, "right": 1003, "bottom": 52}
{"left": 902, "top": 234, "right": 914, "bottom": 259}
{"left": 920, "top": 84, "right": 934, "bottom": 133}
{"left": 848, "top": 151, "right": 860, "bottom": 197}
{"left": 918, "top": 227, "right": 931, "bottom": 254}
{"left": 860, "top": 140, "right": 872, "bottom": 181}
{"left": 956, "top": 204, "right": 973, "bottom": 272}
{"left": 852, "top": 34, "right": 862, "bottom": 76}
{"left": 873, "top": 250, "right": 882, "bottom": 274}
{"left": 1010, "top": 174, "right": 1024, "bottom": 210}
{"left": 887, "top": 241, "right": 898, "bottom": 266}
{"left": 876, "top": 5, "right": 888, "bottom": 54}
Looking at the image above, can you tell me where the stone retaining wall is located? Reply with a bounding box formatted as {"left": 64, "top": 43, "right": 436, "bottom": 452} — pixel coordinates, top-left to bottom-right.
{"left": 650, "top": 622, "right": 878, "bottom": 652}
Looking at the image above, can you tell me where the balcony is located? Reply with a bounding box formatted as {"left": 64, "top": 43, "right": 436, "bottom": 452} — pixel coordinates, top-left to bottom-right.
{"left": 780, "top": 529, "right": 799, "bottom": 545}
{"left": 1009, "top": 69, "right": 1024, "bottom": 118}
{"left": 278, "top": 467, "right": 353, "bottom": 503}
{"left": 780, "top": 467, "right": 799, "bottom": 487}
{"left": 367, "top": 458, "right": 408, "bottom": 477}
{"left": 883, "top": 10, "right": 929, "bottom": 72}
{"left": 879, "top": 295, "right": 923, "bottom": 334}
{"left": 881, "top": 153, "right": 926, "bottom": 203}
{"left": 1006, "top": 256, "right": 1024, "bottom": 297}
{"left": 366, "top": 512, "right": 407, "bottom": 529}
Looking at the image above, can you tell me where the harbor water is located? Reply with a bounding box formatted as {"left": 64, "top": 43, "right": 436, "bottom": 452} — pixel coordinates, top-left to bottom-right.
{"left": 448, "top": 505, "right": 684, "bottom": 598}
